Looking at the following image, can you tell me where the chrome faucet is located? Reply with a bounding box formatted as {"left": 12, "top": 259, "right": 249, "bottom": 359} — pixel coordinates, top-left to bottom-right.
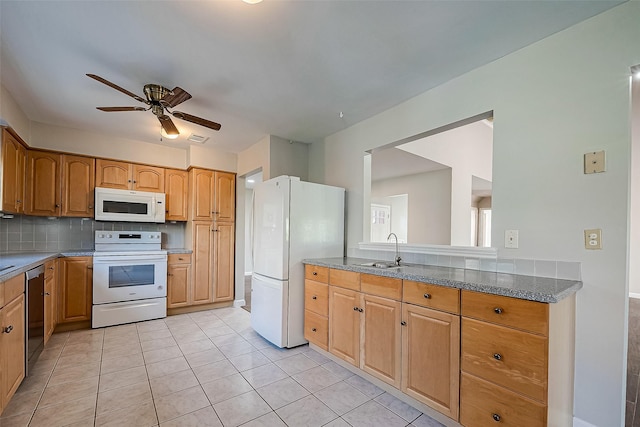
{"left": 387, "top": 232, "right": 401, "bottom": 266}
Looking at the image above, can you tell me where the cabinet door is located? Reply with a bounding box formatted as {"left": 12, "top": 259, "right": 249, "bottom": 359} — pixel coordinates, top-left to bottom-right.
{"left": 133, "top": 164, "right": 165, "bottom": 192}
{"left": 328, "top": 286, "right": 361, "bottom": 367}
{"left": 61, "top": 155, "right": 95, "bottom": 217}
{"left": 26, "top": 150, "right": 61, "bottom": 216}
{"left": 58, "top": 257, "right": 92, "bottom": 323}
{"left": 44, "top": 260, "right": 57, "bottom": 344}
{"left": 165, "top": 169, "right": 189, "bottom": 221}
{"left": 167, "top": 263, "right": 190, "bottom": 308}
{"left": 1, "top": 131, "right": 25, "bottom": 214}
{"left": 213, "top": 222, "right": 235, "bottom": 302}
{"left": 96, "top": 159, "right": 131, "bottom": 190}
{"left": 214, "top": 171, "right": 235, "bottom": 222}
{"left": 190, "top": 169, "right": 214, "bottom": 220}
{"left": 192, "top": 221, "right": 214, "bottom": 304}
{"left": 401, "top": 303, "right": 460, "bottom": 420}
{"left": 1, "top": 294, "right": 25, "bottom": 409}
{"left": 361, "top": 294, "right": 402, "bottom": 388}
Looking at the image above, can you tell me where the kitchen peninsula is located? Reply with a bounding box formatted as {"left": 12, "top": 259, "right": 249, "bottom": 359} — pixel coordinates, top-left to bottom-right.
{"left": 303, "top": 257, "right": 581, "bottom": 427}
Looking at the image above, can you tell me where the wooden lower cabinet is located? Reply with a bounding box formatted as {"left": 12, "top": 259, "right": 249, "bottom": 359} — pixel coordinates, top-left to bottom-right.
{"left": 328, "top": 286, "right": 361, "bottom": 366}
{"left": 362, "top": 294, "right": 401, "bottom": 388}
{"left": 58, "top": 257, "right": 92, "bottom": 323}
{"left": 167, "top": 254, "right": 191, "bottom": 308}
{"left": 44, "top": 259, "right": 58, "bottom": 343}
{"left": 191, "top": 221, "right": 214, "bottom": 304}
{"left": 213, "top": 222, "right": 234, "bottom": 302}
{"left": 0, "top": 274, "right": 26, "bottom": 415}
{"left": 401, "top": 303, "right": 460, "bottom": 420}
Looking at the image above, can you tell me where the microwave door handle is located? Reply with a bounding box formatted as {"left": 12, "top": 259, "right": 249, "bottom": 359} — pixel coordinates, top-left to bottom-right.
{"left": 152, "top": 197, "right": 156, "bottom": 218}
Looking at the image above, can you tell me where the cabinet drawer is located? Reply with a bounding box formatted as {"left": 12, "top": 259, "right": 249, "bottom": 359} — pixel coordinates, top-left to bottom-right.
{"left": 361, "top": 273, "right": 402, "bottom": 300}
{"left": 304, "top": 309, "right": 328, "bottom": 350}
{"left": 403, "top": 281, "right": 460, "bottom": 314}
{"left": 461, "top": 290, "right": 549, "bottom": 336}
{"left": 460, "top": 372, "right": 546, "bottom": 427}
{"left": 329, "top": 269, "right": 360, "bottom": 291}
{"left": 305, "top": 280, "right": 328, "bottom": 316}
{"left": 168, "top": 253, "right": 192, "bottom": 265}
{"left": 461, "top": 318, "right": 548, "bottom": 402}
{"left": 305, "top": 265, "right": 329, "bottom": 283}
{"left": 4, "top": 274, "right": 25, "bottom": 304}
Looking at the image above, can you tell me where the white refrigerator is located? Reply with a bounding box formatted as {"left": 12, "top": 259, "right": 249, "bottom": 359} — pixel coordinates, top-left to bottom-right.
{"left": 251, "top": 176, "right": 344, "bottom": 348}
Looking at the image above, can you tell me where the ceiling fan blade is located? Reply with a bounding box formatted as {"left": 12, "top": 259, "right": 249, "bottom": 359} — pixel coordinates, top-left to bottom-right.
{"left": 171, "top": 111, "right": 221, "bottom": 131}
{"left": 87, "top": 74, "right": 147, "bottom": 104}
{"left": 158, "top": 115, "right": 179, "bottom": 136}
{"left": 97, "top": 106, "right": 147, "bottom": 112}
{"left": 161, "top": 87, "right": 192, "bottom": 108}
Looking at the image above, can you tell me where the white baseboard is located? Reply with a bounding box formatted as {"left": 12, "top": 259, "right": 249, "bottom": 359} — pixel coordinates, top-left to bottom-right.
{"left": 630, "top": 293, "right": 640, "bottom": 299}
{"left": 573, "top": 417, "right": 598, "bottom": 427}
{"left": 233, "top": 299, "right": 246, "bottom": 308}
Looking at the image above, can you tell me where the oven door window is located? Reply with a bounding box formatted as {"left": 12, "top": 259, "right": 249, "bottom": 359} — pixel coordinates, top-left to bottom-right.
{"left": 102, "top": 200, "right": 148, "bottom": 215}
{"left": 109, "top": 264, "right": 155, "bottom": 288}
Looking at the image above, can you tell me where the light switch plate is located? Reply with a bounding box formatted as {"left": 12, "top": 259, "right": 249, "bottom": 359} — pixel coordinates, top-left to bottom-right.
{"left": 584, "top": 151, "right": 605, "bottom": 174}
{"left": 584, "top": 228, "right": 602, "bottom": 249}
{"left": 505, "top": 230, "right": 519, "bottom": 249}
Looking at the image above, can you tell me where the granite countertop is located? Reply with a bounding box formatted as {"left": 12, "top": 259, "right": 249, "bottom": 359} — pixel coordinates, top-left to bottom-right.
{"left": 0, "top": 248, "right": 192, "bottom": 282}
{"left": 304, "top": 257, "right": 582, "bottom": 303}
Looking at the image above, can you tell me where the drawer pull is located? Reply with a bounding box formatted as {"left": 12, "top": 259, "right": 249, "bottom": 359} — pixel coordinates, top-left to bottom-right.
{"left": 312, "top": 272, "right": 318, "bottom": 276}
{"left": 401, "top": 321, "right": 407, "bottom": 326}
{"left": 492, "top": 413, "right": 501, "bottom": 422}
{"left": 493, "top": 307, "right": 503, "bottom": 314}
{"left": 423, "top": 293, "right": 431, "bottom": 299}
{"left": 312, "top": 296, "right": 317, "bottom": 300}
{"left": 493, "top": 353, "right": 502, "bottom": 361}
{"left": 312, "top": 328, "right": 317, "bottom": 332}
{"left": 3, "top": 325, "right": 13, "bottom": 334}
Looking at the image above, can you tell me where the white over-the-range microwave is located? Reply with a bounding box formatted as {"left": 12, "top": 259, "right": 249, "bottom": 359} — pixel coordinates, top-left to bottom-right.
{"left": 94, "top": 187, "right": 165, "bottom": 223}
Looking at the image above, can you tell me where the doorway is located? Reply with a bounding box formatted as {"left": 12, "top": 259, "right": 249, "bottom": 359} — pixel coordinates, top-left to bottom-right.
{"left": 242, "top": 170, "right": 263, "bottom": 312}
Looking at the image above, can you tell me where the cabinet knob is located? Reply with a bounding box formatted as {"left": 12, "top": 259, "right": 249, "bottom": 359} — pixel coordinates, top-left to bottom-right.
{"left": 493, "top": 307, "right": 503, "bottom": 314}
{"left": 16, "top": 199, "right": 22, "bottom": 203}
{"left": 493, "top": 353, "right": 502, "bottom": 361}
{"left": 43, "top": 292, "right": 51, "bottom": 296}
{"left": 423, "top": 293, "right": 431, "bottom": 299}
{"left": 133, "top": 180, "right": 137, "bottom": 183}
{"left": 167, "top": 273, "right": 173, "bottom": 276}
{"left": 88, "top": 205, "right": 93, "bottom": 209}
{"left": 401, "top": 321, "right": 407, "bottom": 326}
{"left": 55, "top": 204, "right": 60, "bottom": 208}
{"left": 492, "top": 413, "right": 501, "bottom": 422}
{"left": 312, "top": 272, "right": 318, "bottom": 276}
{"left": 49, "top": 266, "right": 54, "bottom": 270}
{"left": 358, "top": 308, "right": 363, "bottom": 313}
{"left": 312, "top": 295, "right": 317, "bottom": 300}
{"left": 212, "top": 211, "right": 219, "bottom": 214}
{"left": 353, "top": 306, "right": 359, "bottom": 311}
{"left": 178, "top": 257, "right": 184, "bottom": 261}
{"left": 3, "top": 325, "right": 13, "bottom": 334}
{"left": 87, "top": 265, "right": 93, "bottom": 270}
{"left": 128, "top": 179, "right": 132, "bottom": 183}
{"left": 312, "top": 328, "right": 317, "bottom": 332}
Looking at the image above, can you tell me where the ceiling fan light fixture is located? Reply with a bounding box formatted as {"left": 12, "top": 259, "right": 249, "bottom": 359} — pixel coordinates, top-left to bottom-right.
{"left": 161, "top": 128, "right": 179, "bottom": 140}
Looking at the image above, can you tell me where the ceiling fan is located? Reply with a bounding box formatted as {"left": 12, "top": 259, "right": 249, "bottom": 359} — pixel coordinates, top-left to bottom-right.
{"left": 87, "top": 74, "right": 221, "bottom": 137}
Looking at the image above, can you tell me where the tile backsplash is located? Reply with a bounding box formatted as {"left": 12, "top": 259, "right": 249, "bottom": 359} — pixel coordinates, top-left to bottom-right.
{"left": 0, "top": 215, "right": 185, "bottom": 252}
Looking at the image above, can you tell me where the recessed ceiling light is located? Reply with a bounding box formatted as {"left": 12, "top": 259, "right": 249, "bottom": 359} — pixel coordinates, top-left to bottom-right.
{"left": 242, "top": 0, "right": 262, "bottom": 4}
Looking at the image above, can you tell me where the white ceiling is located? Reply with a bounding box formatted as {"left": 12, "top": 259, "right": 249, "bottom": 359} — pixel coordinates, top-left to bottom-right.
{"left": 0, "top": 0, "right": 624, "bottom": 154}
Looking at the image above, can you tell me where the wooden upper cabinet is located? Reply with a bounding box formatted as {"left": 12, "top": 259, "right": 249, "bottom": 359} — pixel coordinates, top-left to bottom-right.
{"left": 1, "top": 129, "right": 26, "bottom": 214}
{"left": 61, "top": 155, "right": 95, "bottom": 217}
{"left": 214, "top": 171, "right": 235, "bottom": 222}
{"left": 190, "top": 168, "right": 214, "bottom": 220}
{"left": 25, "top": 150, "right": 61, "bottom": 216}
{"left": 165, "top": 168, "right": 188, "bottom": 221}
{"left": 132, "top": 164, "right": 165, "bottom": 192}
{"left": 96, "top": 159, "right": 130, "bottom": 190}
{"left": 96, "top": 159, "right": 164, "bottom": 192}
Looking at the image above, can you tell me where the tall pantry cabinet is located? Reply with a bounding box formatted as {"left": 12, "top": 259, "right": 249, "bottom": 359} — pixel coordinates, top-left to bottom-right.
{"left": 185, "top": 168, "right": 236, "bottom": 306}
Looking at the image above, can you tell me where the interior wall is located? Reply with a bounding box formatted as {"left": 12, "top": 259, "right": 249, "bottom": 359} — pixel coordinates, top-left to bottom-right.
{"left": 308, "top": 3, "right": 640, "bottom": 425}
{"left": 269, "top": 136, "right": 309, "bottom": 181}
{"left": 0, "top": 83, "right": 30, "bottom": 141}
{"left": 237, "top": 135, "right": 270, "bottom": 178}
{"left": 186, "top": 144, "right": 237, "bottom": 172}
{"left": 630, "top": 75, "right": 640, "bottom": 297}
{"left": 371, "top": 169, "right": 451, "bottom": 245}
{"left": 244, "top": 188, "right": 253, "bottom": 274}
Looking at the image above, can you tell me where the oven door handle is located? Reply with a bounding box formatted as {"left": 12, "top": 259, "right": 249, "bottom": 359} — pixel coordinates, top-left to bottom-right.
{"left": 93, "top": 255, "right": 167, "bottom": 264}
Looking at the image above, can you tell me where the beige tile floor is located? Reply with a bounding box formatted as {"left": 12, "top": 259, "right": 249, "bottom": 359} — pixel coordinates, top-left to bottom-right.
{"left": 0, "top": 306, "right": 444, "bottom": 427}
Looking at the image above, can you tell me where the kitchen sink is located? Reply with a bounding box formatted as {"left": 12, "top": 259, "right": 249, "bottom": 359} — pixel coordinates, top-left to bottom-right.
{"left": 359, "top": 261, "right": 402, "bottom": 269}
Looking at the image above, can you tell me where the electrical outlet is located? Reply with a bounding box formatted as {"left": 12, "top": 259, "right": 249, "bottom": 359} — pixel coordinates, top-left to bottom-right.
{"left": 584, "top": 151, "right": 605, "bottom": 174}
{"left": 584, "top": 229, "right": 602, "bottom": 249}
{"left": 505, "top": 230, "right": 519, "bottom": 249}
